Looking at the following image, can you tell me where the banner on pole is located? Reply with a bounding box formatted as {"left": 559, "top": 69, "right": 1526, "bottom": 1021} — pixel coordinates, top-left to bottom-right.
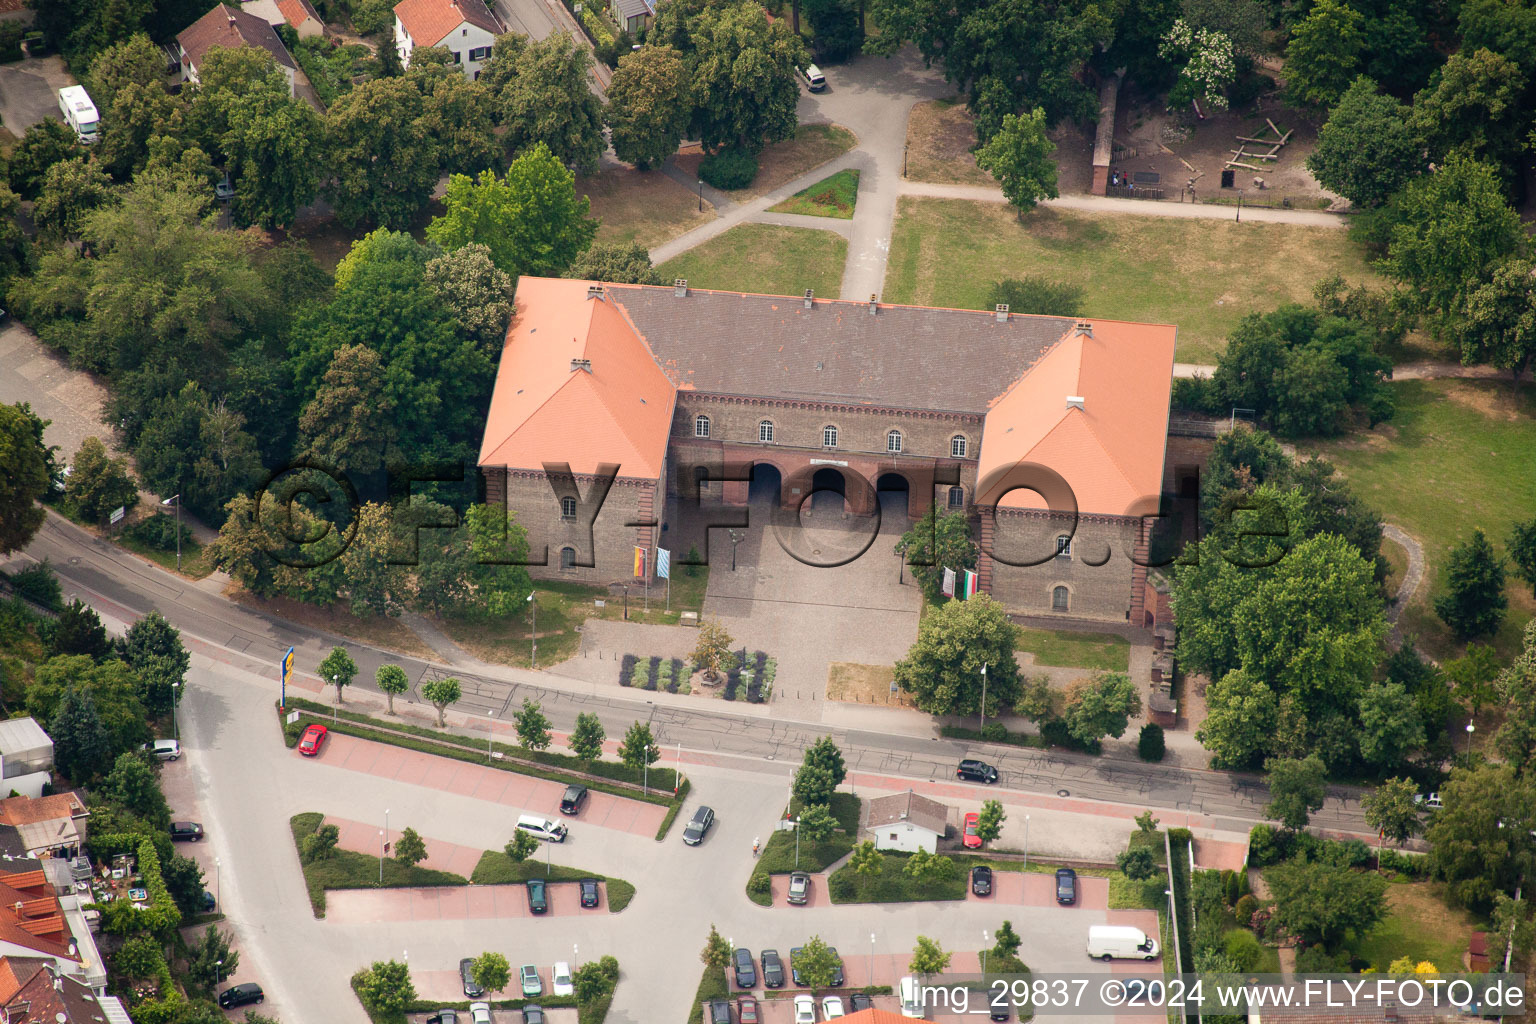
{"left": 633, "top": 546, "right": 647, "bottom": 579}
{"left": 280, "top": 646, "right": 295, "bottom": 708}
{"left": 941, "top": 567, "right": 956, "bottom": 597}
{"left": 656, "top": 548, "right": 671, "bottom": 580}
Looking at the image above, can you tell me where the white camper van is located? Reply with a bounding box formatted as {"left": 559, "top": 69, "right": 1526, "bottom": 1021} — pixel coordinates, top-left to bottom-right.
{"left": 899, "top": 976, "right": 929, "bottom": 1019}
{"left": 1086, "top": 925, "right": 1160, "bottom": 961}
{"left": 57, "top": 85, "right": 100, "bottom": 143}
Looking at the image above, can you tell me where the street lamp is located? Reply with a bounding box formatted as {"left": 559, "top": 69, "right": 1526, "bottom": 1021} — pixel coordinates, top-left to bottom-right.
{"left": 171, "top": 680, "right": 181, "bottom": 741}
{"left": 728, "top": 529, "right": 744, "bottom": 571}
{"left": 215, "top": 959, "right": 222, "bottom": 985}
{"left": 1466, "top": 722, "right": 1476, "bottom": 755}
{"left": 697, "top": 179, "right": 703, "bottom": 212}
{"left": 870, "top": 932, "right": 875, "bottom": 986}
{"left": 527, "top": 591, "right": 537, "bottom": 668}
{"left": 160, "top": 494, "right": 181, "bottom": 571}
{"left": 978, "top": 664, "right": 988, "bottom": 733}
{"left": 1023, "top": 814, "right": 1031, "bottom": 872}
{"left": 1236, "top": 189, "right": 1244, "bottom": 223}
{"left": 380, "top": 809, "right": 390, "bottom": 884}
{"left": 574, "top": 943, "right": 579, "bottom": 969}
{"left": 214, "top": 856, "right": 220, "bottom": 909}
{"left": 981, "top": 931, "right": 990, "bottom": 981}
{"left": 331, "top": 677, "right": 338, "bottom": 724}
{"left": 793, "top": 817, "right": 802, "bottom": 870}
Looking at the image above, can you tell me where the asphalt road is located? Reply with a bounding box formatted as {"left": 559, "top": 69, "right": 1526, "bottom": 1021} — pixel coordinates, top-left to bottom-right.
{"left": 12, "top": 510, "right": 1376, "bottom": 840}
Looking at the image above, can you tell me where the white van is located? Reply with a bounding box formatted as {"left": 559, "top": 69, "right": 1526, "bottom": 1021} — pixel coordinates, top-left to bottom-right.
{"left": 899, "top": 976, "right": 928, "bottom": 1019}
{"left": 1086, "top": 925, "right": 1159, "bottom": 961}
{"left": 57, "top": 85, "right": 100, "bottom": 144}
{"left": 799, "top": 64, "right": 826, "bottom": 92}
{"left": 515, "top": 813, "right": 568, "bottom": 843}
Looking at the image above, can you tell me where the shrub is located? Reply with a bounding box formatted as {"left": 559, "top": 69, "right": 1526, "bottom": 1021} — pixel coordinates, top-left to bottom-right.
{"left": 646, "top": 656, "right": 660, "bottom": 691}
{"left": 1233, "top": 893, "right": 1259, "bottom": 925}
{"left": 1378, "top": 848, "right": 1430, "bottom": 878}
{"left": 124, "top": 515, "right": 193, "bottom": 552}
{"left": 1294, "top": 944, "right": 1346, "bottom": 973}
{"left": 1222, "top": 928, "right": 1264, "bottom": 971}
{"left": 699, "top": 149, "right": 758, "bottom": 190}
{"left": 828, "top": 870, "right": 856, "bottom": 901}
{"left": 1247, "top": 824, "right": 1292, "bottom": 866}
{"left": 982, "top": 721, "right": 1008, "bottom": 742}
{"left": 747, "top": 871, "right": 772, "bottom": 902}
{"left": 9, "top": 562, "right": 62, "bottom": 610}
{"left": 1222, "top": 869, "right": 1240, "bottom": 906}
{"left": 619, "top": 654, "right": 637, "bottom": 687}
{"left": 284, "top": 721, "right": 305, "bottom": 746}
{"left": 668, "top": 658, "right": 684, "bottom": 694}
{"left": 1171, "top": 375, "right": 1222, "bottom": 414}
{"left": 1168, "top": 826, "right": 1193, "bottom": 844}
{"left": 1137, "top": 723, "right": 1166, "bottom": 762}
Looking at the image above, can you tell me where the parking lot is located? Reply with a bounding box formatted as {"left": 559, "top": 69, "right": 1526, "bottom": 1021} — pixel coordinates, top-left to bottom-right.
{"left": 0, "top": 55, "right": 74, "bottom": 135}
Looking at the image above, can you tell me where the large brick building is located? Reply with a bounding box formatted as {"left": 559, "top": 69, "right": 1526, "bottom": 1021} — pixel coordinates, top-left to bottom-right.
{"left": 478, "top": 278, "right": 1186, "bottom": 625}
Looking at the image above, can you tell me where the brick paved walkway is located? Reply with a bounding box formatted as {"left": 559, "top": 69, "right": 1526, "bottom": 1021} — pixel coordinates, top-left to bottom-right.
{"left": 323, "top": 880, "right": 607, "bottom": 924}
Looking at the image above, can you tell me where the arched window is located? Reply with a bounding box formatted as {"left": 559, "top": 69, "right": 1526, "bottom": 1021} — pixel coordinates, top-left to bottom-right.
{"left": 1056, "top": 534, "right": 1072, "bottom": 559}
{"left": 948, "top": 486, "right": 965, "bottom": 509}
{"left": 1052, "top": 586, "right": 1069, "bottom": 611}
{"left": 822, "top": 424, "right": 839, "bottom": 448}
{"left": 951, "top": 434, "right": 968, "bottom": 458}
{"left": 560, "top": 547, "right": 576, "bottom": 570}
{"left": 758, "top": 420, "right": 775, "bottom": 443}
{"left": 887, "top": 430, "right": 903, "bottom": 453}
{"left": 561, "top": 496, "right": 577, "bottom": 520}
{"left": 694, "top": 414, "right": 711, "bottom": 438}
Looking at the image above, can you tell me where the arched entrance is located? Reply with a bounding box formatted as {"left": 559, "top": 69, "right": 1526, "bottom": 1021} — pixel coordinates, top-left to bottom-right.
{"left": 749, "top": 462, "right": 783, "bottom": 506}
{"left": 876, "top": 471, "right": 913, "bottom": 523}
{"left": 810, "top": 466, "right": 846, "bottom": 513}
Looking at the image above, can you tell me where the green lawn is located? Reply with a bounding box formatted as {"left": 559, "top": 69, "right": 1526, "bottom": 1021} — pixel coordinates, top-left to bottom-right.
{"left": 1015, "top": 627, "right": 1130, "bottom": 672}
{"left": 469, "top": 851, "right": 636, "bottom": 911}
{"left": 289, "top": 812, "right": 468, "bottom": 918}
{"left": 1307, "top": 379, "right": 1536, "bottom": 661}
{"left": 1352, "top": 881, "right": 1482, "bottom": 973}
{"left": 826, "top": 850, "right": 968, "bottom": 903}
{"left": 657, "top": 224, "right": 847, "bottom": 298}
{"left": 883, "top": 198, "right": 1380, "bottom": 363}
{"left": 769, "top": 169, "right": 860, "bottom": 219}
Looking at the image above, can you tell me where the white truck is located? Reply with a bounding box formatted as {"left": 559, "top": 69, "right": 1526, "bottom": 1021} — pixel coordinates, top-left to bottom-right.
{"left": 57, "top": 85, "right": 100, "bottom": 144}
{"left": 1086, "top": 924, "right": 1160, "bottom": 961}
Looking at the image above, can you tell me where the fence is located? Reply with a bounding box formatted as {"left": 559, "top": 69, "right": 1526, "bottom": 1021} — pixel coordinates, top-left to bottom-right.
{"left": 1106, "top": 184, "right": 1165, "bottom": 201}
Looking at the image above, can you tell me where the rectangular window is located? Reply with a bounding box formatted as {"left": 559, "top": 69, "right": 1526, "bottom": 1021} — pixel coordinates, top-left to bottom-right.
{"left": 468, "top": 46, "right": 491, "bottom": 61}
{"left": 450, "top": 50, "right": 462, "bottom": 63}
{"left": 1056, "top": 536, "right": 1072, "bottom": 559}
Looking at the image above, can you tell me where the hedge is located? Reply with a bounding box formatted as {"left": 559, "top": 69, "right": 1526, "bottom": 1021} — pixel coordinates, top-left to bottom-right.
{"left": 699, "top": 149, "right": 758, "bottom": 190}
{"left": 289, "top": 812, "right": 469, "bottom": 918}
{"left": 469, "top": 851, "right": 637, "bottom": 911}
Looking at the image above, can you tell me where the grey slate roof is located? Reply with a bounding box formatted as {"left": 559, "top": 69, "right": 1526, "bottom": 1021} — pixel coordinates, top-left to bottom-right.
{"left": 865, "top": 790, "right": 948, "bottom": 835}
{"left": 606, "top": 284, "right": 1073, "bottom": 414}
{"left": 612, "top": 0, "right": 654, "bottom": 18}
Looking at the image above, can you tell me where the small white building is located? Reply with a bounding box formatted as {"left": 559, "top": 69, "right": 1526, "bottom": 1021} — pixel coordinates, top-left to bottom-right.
{"left": 393, "top": 0, "right": 503, "bottom": 80}
{"left": 865, "top": 790, "right": 949, "bottom": 855}
{"left": 242, "top": 0, "right": 326, "bottom": 38}
{"left": 0, "top": 718, "right": 52, "bottom": 800}
{"left": 177, "top": 4, "right": 298, "bottom": 96}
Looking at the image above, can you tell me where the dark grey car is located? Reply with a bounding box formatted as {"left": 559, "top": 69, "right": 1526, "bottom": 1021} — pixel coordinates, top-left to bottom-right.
{"left": 460, "top": 957, "right": 484, "bottom": 998}
{"left": 734, "top": 947, "right": 756, "bottom": 988}
{"left": 760, "top": 949, "right": 784, "bottom": 988}
{"left": 683, "top": 805, "right": 715, "bottom": 845}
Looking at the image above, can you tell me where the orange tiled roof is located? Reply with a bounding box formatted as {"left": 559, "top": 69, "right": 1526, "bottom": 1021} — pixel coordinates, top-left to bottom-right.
{"left": 276, "top": 0, "right": 322, "bottom": 27}
{"left": 178, "top": 3, "right": 297, "bottom": 70}
{"left": 0, "top": 875, "right": 73, "bottom": 960}
{"left": 393, "top": 0, "right": 502, "bottom": 44}
{"left": 841, "top": 1010, "right": 928, "bottom": 1024}
{"left": 0, "top": 794, "right": 86, "bottom": 828}
{"left": 976, "top": 320, "right": 1176, "bottom": 517}
{"left": 479, "top": 278, "right": 677, "bottom": 479}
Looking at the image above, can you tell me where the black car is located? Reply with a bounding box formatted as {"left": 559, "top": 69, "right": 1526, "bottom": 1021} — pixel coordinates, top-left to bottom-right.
{"left": 523, "top": 1006, "right": 545, "bottom": 1024}
{"left": 426, "top": 1012, "right": 460, "bottom": 1024}
{"left": 560, "top": 783, "right": 589, "bottom": 815}
{"left": 971, "top": 865, "right": 994, "bottom": 897}
{"left": 708, "top": 998, "right": 732, "bottom": 1024}
{"left": 461, "top": 957, "right": 485, "bottom": 998}
{"left": 957, "top": 759, "right": 999, "bottom": 783}
{"left": 760, "top": 949, "right": 784, "bottom": 988}
{"left": 850, "top": 993, "right": 873, "bottom": 1011}
{"left": 1055, "top": 867, "right": 1077, "bottom": 905}
{"left": 217, "top": 983, "right": 263, "bottom": 1008}
{"left": 733, "top": 947, "right": 756, "bottom": 988}
{"left": 199, "top": 889, "right": 216, "bottom": 912}
{"left": 527, "top": 878, "right": 548, "bottom": 914}
{"left": 169, "top": 821, "right": 204, "bottom": 842}
{"left": 990, "top": 999, "right": 1012, "bottom": 1021}
{"left": 579, "top": 878, "right": 601, "bottom": 908}
{"left": 682, "top": 805, "right": 715, "bottom": 845}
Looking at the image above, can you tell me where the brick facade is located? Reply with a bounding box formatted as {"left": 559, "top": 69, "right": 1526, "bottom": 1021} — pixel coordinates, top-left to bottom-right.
{"left": 982, "top": 509, "right": 1145, "bottom": 622}
{"left": 484, "top": 467, "right": 661, "bottom": 585}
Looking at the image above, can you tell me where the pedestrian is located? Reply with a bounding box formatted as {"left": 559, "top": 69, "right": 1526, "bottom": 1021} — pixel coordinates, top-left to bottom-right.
{"left": 753, "top": 837, "right": 760, "bottom": 857}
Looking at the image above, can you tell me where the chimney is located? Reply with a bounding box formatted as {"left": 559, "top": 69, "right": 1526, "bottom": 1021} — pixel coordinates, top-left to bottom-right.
{"left": 803, "top": 288, "right": 813, "bottom": 309}
{"left": 994, "top": 303, "right": 1009, "bottom": 323}
{"left": 868, "top": 294, "right": 878, "bottom": 315}
{"left": 570, "top": 358, "right": 592, "bottom": 373}
{"left": 1073, "top": 319, "right": 1093, "bottom": 337}
{"left": 673, "top": 278, "right": 687, "bottom": 297}
{"left": 586, "top": 285, "right": 604, "bottom": 302}
{"left": 1066, "top": 395, "right": 1085, "bottom": 411}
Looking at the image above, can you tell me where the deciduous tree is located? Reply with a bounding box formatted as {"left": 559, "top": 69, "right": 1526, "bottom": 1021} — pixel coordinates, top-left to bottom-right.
{"left": 672, "top": 1, "right": 805, "bottom": 155}
{"left": 1512, "top": 517, "right": 1536, "bottom": 597}
{"left": 1426, "top": 762, "right": 1536, "bottom": 909}
{"left": 324, "top": 76, "right": 439, "bottom": 229}
{"left": 1266, "top": 858, "right": 1387, "bottom": 949}
{"left": 318, "top": 647, "right": 358, "bottom": 703}
{"left": 618, "top": 720, "right": 659, "bottom": 769}
{"left": 797, "top": 803, "right": 837, "bottom": 841}
{"left": 1409, "top": 48, "right": 1528, "bottom": 175}
{"left": 424, "top": 244, "right": 514, "bottom": 353}
{"left": 1283, "top": 0, "right": 1364, "bottom": 108}
{"left": 1116, "top": 846, "right": 1157, "bottom": 881}
{"left": 505, "top": 829, "right": 539, "bottom": 863}
{"left": 296, "top": 345, "right": 395, "bottom": 480}
{"left": 1362, "top": 776, "right": 1421, "bottom": 846}
{"left": 65, "top": 436, "right": 138, "bottom": 525}
{"left": 1460, "top": 258, "right": 1536, "bottom": 385}
{"left": 1264, "top": 754, "right": 1328, "bottom": 831}
{"left": 564, "top": 241, "right": 665, "bottom": 285}
{"left": 692, "top": 620, "right": 735, "bottom": 682}
{"left": 1062, "top": 671, "right": 1142, "bottom": 746}
{"left": 376, "top": 665, "right": 410, "bottom": 715}
{"left": 849, "top": 840, "right": 882, "bottom": 878}
{"left": 514, "top": 698, "right": 552, "bottom": 751}
{"left": 701, "top": 925, "right": 732, "bottom": 968}
{"left": 894, "top": 504, "right": 978, "bottom": 604}
{"left": 101, "top": 751, "right": 171, "bottom": 827}
{"left": 909, "top": 936, "right": 951, "bottom": 976}
{"left": 791, "top": 936, "right": 840, "bottom": 993}
{"left": 894, "top": 594, "right": 1020, "bottom": 716}
{"left": 7, "top": 118, "right": 81, "bottom": 200}
{"left": 498, "top": 32, "right": 605, "bottom": 173}
{"left": 421, "top": 677, "right": 462, "bottom": 727}
{"left": 471, "top": 952, "right": 510, "bottom": 996}
{"left": 607, "top": 45, "right": 691, "bottom": 170}
{"left": 355, "top": 960, "right": 416, "bottom": 1017}
{"left": 0, "top": 403, "right": 50, "bottom": 554}
{"left": 975, "top": 108, "right": 1059, "bottom": 215}
{"left": 569, "top": 711, "right": 606, "bottom": 763}
{"left": 1495, "top": 621, "right": 1536, "bottom": 773}
{"left": 975, "top": 799, "right": 1006, "bottom": 843}
{"left": 392, "top": 827, "right": 427, "bottom": 868}
{"left": 34, "top": 157, "right": 114, "bottom": 242}
{"left": 1307, "top": 77, "right": 1421, "bottom": 209}
{"left": 1357, "top": 680, "right": 1426, "bottom": 772}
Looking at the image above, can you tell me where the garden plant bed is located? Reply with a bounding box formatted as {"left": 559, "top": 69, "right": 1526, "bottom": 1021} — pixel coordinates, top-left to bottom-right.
{"left": 769, "top": 168, "right": 860, "bottom": 218}
{"left": 290, "top": 812, "right": 468, "bottom": 918}
{"left": 619, "top": 649, "right": 775, "bottom": 702}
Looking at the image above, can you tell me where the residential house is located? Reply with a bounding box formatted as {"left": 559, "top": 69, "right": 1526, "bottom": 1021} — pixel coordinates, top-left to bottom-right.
{"left": 0, "top": 794, "right": 88, "bottom": 862}
{"left": 610, "top": 0, "right": 654, "bottom": 35}
{"left": 177, "top": 3, "right": 299, "bottom": 96}
{"left": 864, "top": 790, "right": 948, "bottom": 854}
{"left": 393, "top": 0, "right": 503, "bottom": 80}
{"left": 0, "top": 858, "right": 107, "bottom": 994}
{"left": 0, "top": 955, "right": 128, "bottom": 1021}
{"left": 0, "top": 719, "right": 52, "bottom": 800}
{"left": 242, "top": 0, "right": 325, "bottom": 38}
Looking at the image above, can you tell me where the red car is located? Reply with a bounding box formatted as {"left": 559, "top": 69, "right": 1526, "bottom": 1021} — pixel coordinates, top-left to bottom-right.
{"left": 738, "top": 997, "right": 760, "bottom": 1024}
{"left": 298, "top": 723, "right": 328, "bottom": 756}
{"left": 962, "top": 811, "right": 982, "bottom": 849}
